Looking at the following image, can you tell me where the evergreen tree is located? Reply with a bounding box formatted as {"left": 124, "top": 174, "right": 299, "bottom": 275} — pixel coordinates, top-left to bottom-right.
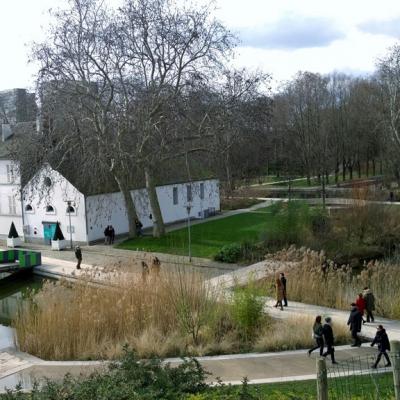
{"left": 53, "top": 222, "right": 65, "bottom": 241}
{"left": 8, "top": 222, "right": 19, "bottom": 239}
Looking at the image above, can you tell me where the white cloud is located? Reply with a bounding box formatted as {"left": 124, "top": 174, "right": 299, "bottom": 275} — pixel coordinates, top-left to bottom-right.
{"left": 1, "top": 0, "right": 400, "bottom": 90}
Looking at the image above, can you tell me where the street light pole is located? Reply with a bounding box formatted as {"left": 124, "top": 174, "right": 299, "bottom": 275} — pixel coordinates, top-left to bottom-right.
{"left": 67, "top": 200, "right": 73, "bottom": 249}
{"left": 186, "top": 205, "right": 192, "bottom": 262}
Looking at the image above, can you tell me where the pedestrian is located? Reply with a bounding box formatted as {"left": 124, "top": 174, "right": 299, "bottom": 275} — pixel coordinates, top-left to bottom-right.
{"left": 151, "top": 256, "right": 161, "bottom": 278}
{"left": 280, "top": 272, "right": 288, "bottom": 307}
{"left": 274, "top": 277, "right": 284, "bottom": 311}
{"left": 363, "top": 287, "right": 375, "bottom": 323}
{"left": 104, "top": 225, "right": 110, "bottom": 245}
{"left": 355, "top": 293, "right": 366, "bottom": 324}
{"left": 75, "top": 245, "right": 82, "bottom": 270}
{"left": 110, "top": 225, "right": 115, "bottom": 245}
{"left": 371, "top": 325, "right": 391, "bottom": 369}
{"left": 347, "top": 303, "right": 362, "bottom": 347}
{"left": 135, "top": 218, "right": 143, "bottom": 237}
{"left": 308, "top": 315, "right": 324, "bottom": 357}
{"left": 322, "top": 317, "right": 338, "bottom": 364}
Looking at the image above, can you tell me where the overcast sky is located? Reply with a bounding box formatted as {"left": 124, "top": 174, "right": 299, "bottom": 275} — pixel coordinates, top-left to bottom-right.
{"left": 1, "top": 0, "right": 400, "bottom": 91}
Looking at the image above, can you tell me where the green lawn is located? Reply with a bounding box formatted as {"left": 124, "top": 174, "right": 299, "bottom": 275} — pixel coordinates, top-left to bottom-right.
{"left": 205, "top": 372, "right": 394, "bottom": 399}
{"left": 117, "top": 211, "right": 272, "bottom": 259}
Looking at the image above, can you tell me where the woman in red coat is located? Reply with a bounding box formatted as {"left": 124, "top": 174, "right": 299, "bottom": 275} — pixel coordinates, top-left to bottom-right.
{"left": 355, "top": 293, "right": 366, "bottom": 324}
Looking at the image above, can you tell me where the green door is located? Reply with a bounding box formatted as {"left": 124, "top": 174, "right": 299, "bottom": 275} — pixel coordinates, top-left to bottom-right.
{"left": 43, "top": 223, "right": 57, "bottom": 245}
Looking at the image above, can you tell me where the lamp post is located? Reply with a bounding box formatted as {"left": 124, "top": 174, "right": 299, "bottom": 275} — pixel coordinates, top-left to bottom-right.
{"left": 66, "top": 200, "right": 73, "bottom": 249}
{"left": 186, "top": 204, "right": 192, "bottom": 262}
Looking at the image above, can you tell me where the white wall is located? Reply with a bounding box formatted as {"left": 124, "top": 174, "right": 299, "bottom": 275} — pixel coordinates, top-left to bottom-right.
{"left": 86, "top": 179, "right": 220, "bottom": 242}
{"left": 22, "top": 166, "right": 87, "bottom": 243}
{"left": 0, "top": 159, "right": 23, "bottom": 238}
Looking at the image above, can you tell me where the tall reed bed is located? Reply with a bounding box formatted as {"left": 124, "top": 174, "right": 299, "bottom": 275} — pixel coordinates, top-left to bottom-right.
{"left": 267, "top": 248, "right": 400, "bottom": 319}
{"left": 14, "top": 270, "right": 224, "bottom": 360}
{"left": 13, "top": 268, "right": 343, "bottom": 360}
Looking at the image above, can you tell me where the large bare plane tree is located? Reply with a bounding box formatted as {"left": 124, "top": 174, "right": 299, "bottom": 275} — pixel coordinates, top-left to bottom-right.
{"left": 31, "top": 0, "right": 234, "bottom": 238}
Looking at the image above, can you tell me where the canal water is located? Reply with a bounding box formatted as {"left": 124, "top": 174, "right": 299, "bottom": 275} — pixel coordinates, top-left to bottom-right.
{"left": 0, "top": 273, "right": 45, "bottom": 350}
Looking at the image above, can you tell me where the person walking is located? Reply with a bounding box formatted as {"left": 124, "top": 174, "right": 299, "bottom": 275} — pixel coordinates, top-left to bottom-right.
{"left": 135, "top": 218, "right": 143, "bottom": 236}
{"left": 347, "top": 303, "right": 363, "bottom": 347}
{"left": 74, "top": 245, "right": 82, "bottom": 270}
{"left": 322, "top": 317, "right": 337, "bottom": 364}
{"left": 363, "top": 287, "right": 375, "bottom": 323}
{"left": 274, "top": 277, "right": 284, "bottom": 310}
{"left": 355, "top": 293, "right": 366, "bottom": 324}
{"left": 308, "top": 315, "right": 324, "bottom": 357}
{"left": 280, "top": 272, "right": 288, "bottom": 307}
{"left": 104, "top": 226, "right": 110, "bottom": 245}
{"left": 371, "top": 325, "right": 391, "bottom": 368}
{"left": 109, "top": 225, "right": 115, "bottom": 245}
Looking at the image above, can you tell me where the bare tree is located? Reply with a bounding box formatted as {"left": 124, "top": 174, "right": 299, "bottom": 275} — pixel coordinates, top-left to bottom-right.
{"left": 30, "top": 0, "right": 234, "bottom": 237}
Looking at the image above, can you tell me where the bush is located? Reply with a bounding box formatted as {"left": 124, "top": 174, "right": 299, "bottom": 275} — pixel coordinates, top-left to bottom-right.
{"left": 231, "top": 284, "right": 265, "bottom": 341}
{"left": 1, "top": 349, "right": 209, "bottom": 400}
{"left": 8, "top": 222, "right": 19, "bottom": 239}
{"left": 214, "top": 242, "right": 264, "bottom": 264}
{"left": 214, "top": 244, "right": 242, "bottom": 263}
{"left": 52, "top": 222, "right": 65, "bottom": 240}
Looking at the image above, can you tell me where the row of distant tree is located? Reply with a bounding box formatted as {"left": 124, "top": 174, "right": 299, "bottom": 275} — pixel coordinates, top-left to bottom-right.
{"left": 11, "top": 0, "right": 400, "bottom": 238}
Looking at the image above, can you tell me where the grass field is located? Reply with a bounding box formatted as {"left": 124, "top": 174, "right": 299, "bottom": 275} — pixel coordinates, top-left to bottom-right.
{"left": 203, "top": 372, "right": 394, "bottom": 399}
{"left": 117, "top": 210, "right": 272, "bottom": 259}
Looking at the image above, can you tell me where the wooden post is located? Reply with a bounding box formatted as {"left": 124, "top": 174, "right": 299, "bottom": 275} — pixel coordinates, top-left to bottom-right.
{"left": 391, "top": 341, "right": 400, "bottom": 400}
{"left": 317, "top": 358, "right": 328, "bottom": 400}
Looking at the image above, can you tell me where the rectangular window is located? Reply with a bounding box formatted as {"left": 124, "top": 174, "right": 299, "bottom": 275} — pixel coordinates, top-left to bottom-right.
{"left": 8, "top": 196, "right": 16, "bottom": 215}
{"left": 186, "top": 185, "right": 192, "bottom": 202}
{"left": 200, "top": 183, "right": 204, "bottom": 200}
{"left": 173, "top": 187, "right": 178, "bottom": 205}
{"left": 6, "top": 165, "right": 15, "bottom": 183}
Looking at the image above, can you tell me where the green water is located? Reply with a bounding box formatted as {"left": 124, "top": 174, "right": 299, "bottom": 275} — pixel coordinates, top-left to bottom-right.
{"left": 0, "top": 273, "right": 45, "bottom": 349}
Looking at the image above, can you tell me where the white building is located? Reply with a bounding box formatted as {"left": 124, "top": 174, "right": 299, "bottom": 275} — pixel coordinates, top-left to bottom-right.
{"left": 0, "top": 157, "right": 23, "bottom": 239}
{"left": 16, "top": 164, "right": 220, "bottom": 245}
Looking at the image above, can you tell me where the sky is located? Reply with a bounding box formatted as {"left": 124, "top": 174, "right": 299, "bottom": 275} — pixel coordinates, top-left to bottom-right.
{"left": 1, "top": 0, "right": 400, "bottom": 91}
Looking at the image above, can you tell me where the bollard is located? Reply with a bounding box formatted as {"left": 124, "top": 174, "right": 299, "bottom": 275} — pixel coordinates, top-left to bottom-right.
{"left": 391, "top": 341, "right": 400, "bottom": 400}
{"left": 317, "top": 358, "right": 328, "bottom": 400}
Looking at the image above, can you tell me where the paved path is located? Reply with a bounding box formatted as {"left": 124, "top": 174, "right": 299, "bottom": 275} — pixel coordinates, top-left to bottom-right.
{"left": 0, "top": 256, "right": 399, "bottom": 392}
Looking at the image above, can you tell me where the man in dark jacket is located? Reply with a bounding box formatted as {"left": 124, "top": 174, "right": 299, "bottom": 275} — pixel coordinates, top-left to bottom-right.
{"left": 322, "top": 317, "right": 338, "bottom": 364}
{"left": 280, "top": 272, "right": 288, "bottom": 307}
{"left": 348, "top": 303, "right": 362, "bottom": 347}
{"left": 371, "top": 325, "right": 391, "bottom": 368}
{"left": 75, "top": 246, "right": 82, "bottom": 270}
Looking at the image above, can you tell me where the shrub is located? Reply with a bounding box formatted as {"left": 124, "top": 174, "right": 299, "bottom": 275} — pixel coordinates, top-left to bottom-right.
{"left": 52, "top": 222, "right": 65, "bottom": 241}
{"left": 8, "top": 222, "right": 19, "bottom": 239}
{"left": 214, "top": 244, "right": 242, "bottom": 263}
{"left": 231, "top": 283, "right": 265, "bottom": 341}
{"left": 2, "top": 349, "right": 209, "bottom": 400}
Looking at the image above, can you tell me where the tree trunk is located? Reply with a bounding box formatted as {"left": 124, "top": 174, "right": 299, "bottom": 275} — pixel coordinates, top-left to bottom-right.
{"left": 372, "top": 159, "right": 376, "bottom": 176}
{"left": 335, "top": 160, "right": 339, "bottom": 185}
{"left": 380, "top": 159, "right": 383, "bottom": 175}
{"left": 114, "top": 176, "right": 138, "bottom": 239}
{"left": 145, "top": 167, "right": 166, "bottom": 238}
{"left": 321, "top": 173, "right": 326, "bottom": 209}
{"left": 357, "top": 160, "right": 361, "bottom": 179}
{"left": 342, "top": 159, "right": 346, "bottom": 182}
{"left": 349, "top": 162, "right": 353, "bottom": 180}
{"left": 325, "top": 171, "right": 329, "bottom": 185}
{"left": 366, "top": 159, "right": 369, "bottom": 177}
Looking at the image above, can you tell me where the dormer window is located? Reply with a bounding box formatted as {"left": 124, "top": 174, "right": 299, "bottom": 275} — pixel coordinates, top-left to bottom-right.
{"left": 25, "top": 204, "right": 34, "bottom": 213}
{"left": 45, "top": 205, "right": 55, "bottom": 214}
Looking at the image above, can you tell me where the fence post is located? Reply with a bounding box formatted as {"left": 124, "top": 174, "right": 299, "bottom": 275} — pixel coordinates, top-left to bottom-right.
{"left": 317, "top": 357, "right": 328, "bottom": 400}
{"left": 391, "top": 341, "right": 400, "bottom": 400}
